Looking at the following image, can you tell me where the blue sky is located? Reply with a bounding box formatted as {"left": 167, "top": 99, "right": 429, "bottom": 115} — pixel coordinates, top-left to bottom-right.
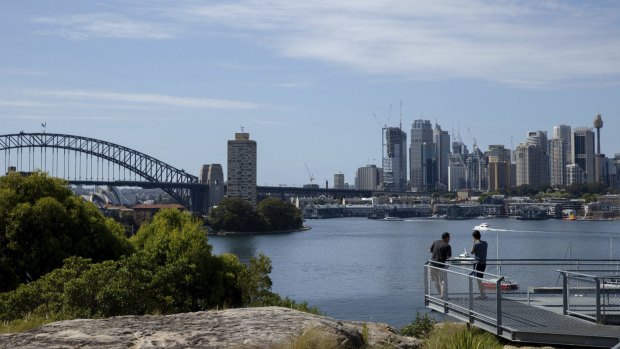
{"left": 1, "top": 1, "right": 620, "bottom": 187}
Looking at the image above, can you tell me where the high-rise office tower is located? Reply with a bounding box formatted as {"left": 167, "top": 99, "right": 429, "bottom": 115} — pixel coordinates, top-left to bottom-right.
{"left": 515, "top": 142, "right": 545, "bottom": 187}
{"left": 487, "top": 145, "right": 511, "bottom": 191}
{"left": 526, "top": 130, "right": 550, "bottom": 186}
{"left": 550, "top": 125, "right": 571, "bottom": 187}
{"left": 448, "top": 139, "right": 469, "bottom": 191}
{"left": 199, "top": 164, "right": 225, "bottom": 210}
{"left": 553, "top": 125, "right": 572, "bottom": 164}
{"left": 434, "top": 124, "right": 450, "bottom": 190}
{"left": 572, "top": 127, "right": 595, "bottom": 183}
{"left": 355, "top": 164, "right": 381, "bottom": 190}
{"left": 227, "top": 132, "right": 257, "bottom": 206}
{"left": 334, "top": 172, "right": 345, "bottom": 189}
{"left": 382, "top": 127, "right": 407, "bottom": 192}
{"left": 410, "top": 119, "right": 433, "bottom": 191}
{"left": 467, "top": 146, "right": 486, "bottom": 191}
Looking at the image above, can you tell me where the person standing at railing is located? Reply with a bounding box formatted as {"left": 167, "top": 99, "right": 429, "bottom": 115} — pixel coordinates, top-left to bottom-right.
{"left": 471, "top": 230, "right": 488, "bottom": 299}
{"left": 429, "top": 232, "right": 452, "bottom": 298}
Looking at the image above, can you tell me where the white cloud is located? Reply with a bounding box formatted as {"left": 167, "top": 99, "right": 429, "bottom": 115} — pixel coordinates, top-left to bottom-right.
{"left": 0, "top": 99, "right": 52, "bottom": 107}
{"left": 32, "top": 89, "right": 264, "bottom": 110}
{"left": 170, "top": 0, "right": 620, "bottom": 87}
{"left": 32, "top": 13, "right": 176, "bottom": 40}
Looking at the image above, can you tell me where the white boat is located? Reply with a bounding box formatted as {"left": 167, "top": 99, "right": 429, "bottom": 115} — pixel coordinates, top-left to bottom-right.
{"left": 473, "top": 222, "right": 490, "bottom": 231}
{"left": 383, "top": 216, "right": 403, "bottom": 221}
{"left": 449, "top": 248, "right": 475, "bottom": 264}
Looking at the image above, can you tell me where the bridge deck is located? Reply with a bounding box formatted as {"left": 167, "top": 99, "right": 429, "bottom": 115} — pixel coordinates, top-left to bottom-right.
{"left": 427, "top": 295, "right": 620, "bottom": 348}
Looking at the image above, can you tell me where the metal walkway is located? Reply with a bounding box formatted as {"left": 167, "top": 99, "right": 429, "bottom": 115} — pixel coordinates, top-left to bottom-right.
{"left": 425, "top": 261, "right": 620, "bottom": 348}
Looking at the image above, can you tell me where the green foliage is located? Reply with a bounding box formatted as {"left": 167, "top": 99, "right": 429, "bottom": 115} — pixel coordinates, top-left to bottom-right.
{"left": 0, "top": 208, "right": 315, "bottom": 324}
{"left": 208, "top": 196, "right": 304, "bottom": 233}
{"left": 399, "top": 312, "right": 438, "bottom": 339}
{"left": 257, "top": 197, "right": 303, "bottom": 231}
{"left": 423, "top": 323, "right": 503, "bottom": 349}
{"left": 0, "top": 172, "right": 132, "bottom": 292}
{"left": 207, "top": 197, "right": 265, "bottom": 232}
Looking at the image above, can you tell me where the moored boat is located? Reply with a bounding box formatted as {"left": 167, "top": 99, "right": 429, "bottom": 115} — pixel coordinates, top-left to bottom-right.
{"left": 480, "top": 278, "right": 519, "bottom": 291}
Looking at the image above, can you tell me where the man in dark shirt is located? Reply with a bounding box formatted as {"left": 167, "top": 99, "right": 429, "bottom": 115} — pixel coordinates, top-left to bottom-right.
{"left": 471, "top": 230, "right": 488, "bottom": 299}
{"left": 429, "top": 232, "right": 452, "bottom": 298}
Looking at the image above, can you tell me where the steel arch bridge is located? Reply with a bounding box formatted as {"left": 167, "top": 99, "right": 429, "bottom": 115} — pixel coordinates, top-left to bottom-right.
{"left": 0, "top": 132, "right": 203, "bottom": 210}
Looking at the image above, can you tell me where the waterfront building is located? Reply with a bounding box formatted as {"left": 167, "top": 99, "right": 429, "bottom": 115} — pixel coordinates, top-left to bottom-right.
{"left": 433, "top": 124, "right": 450, "bottom": 190}
{"left": 355, "top": 164, "right": 382, "bottom": 190}
{"left": 334, "top": 172, "right": 345, "bottom": 189}
{"left": 572, "top": 127, "right": 595, "bottom": 183}
{"left": 410, "top": 119, "right": 433, "bottom": 191}
{"left": 199, "top": 164, "right": 225, "bottom": 210}
{"left": 227, "top": 132, "right": 257, "bottom": 206}
{"left": 382, "top": 127, "right": 407, "bottom": 192}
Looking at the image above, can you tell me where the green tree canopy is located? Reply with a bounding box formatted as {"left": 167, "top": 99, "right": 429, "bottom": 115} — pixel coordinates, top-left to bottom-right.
{"left": 0, "top": 172, "right": 132, "bottom": 292}
{"left": 207, "top": 197, "right": 265, "bottom": 232}
{"left": 257, "top": 197, "right": 302, "bottom": 231}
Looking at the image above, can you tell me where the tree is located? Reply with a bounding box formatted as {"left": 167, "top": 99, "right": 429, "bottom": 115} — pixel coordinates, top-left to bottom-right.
{"left": 257, "top": 197, "right": 303, "bottom": 231}
{"left": 207, "top": 197, "right": 265, "bottom": 232}
{"left": 0, "top": 172, "right": 132, "bottom": 292}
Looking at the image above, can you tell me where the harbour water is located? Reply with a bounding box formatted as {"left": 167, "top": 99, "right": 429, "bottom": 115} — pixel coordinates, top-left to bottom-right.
{"left": 209, "top": 217, "right": 620, "bottom": 327}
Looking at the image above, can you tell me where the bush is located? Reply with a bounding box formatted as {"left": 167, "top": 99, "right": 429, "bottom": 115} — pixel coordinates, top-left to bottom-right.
{"left": 423, "top": 323, "right": 503, "bottom": 349}
{"left": 400, "top": 312, "right": 437, "bottom": 339}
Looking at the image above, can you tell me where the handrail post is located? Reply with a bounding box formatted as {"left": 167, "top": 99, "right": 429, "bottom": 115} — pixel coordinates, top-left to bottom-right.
{"left": 595, "top": 277, "right": 602, "bottom": 324}
{"left": 468, "top": 275, "right": 474, "bottom": 323}
{"left": 561, "top": 271, "right": 568, "bottom": 315}
{"left": 496, "top": 276, "right": 504, "bottom": 335}
{"left": 424, "top": 262, "right": 429, "bottom": 306}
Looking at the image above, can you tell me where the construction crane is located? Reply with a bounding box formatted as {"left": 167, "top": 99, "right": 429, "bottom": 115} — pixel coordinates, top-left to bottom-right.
{"left": 304, "top": 163, "right": 315, "bottom": 183}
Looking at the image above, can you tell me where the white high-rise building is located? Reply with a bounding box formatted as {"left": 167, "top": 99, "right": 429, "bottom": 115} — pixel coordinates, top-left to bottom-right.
{"left": 227, "top": 132, "right": 257, "bottom": 206}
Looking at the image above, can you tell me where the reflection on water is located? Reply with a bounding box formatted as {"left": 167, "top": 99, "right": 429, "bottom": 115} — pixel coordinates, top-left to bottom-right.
{"left": 209, "top": 217, "right": 620, "bottom": 327}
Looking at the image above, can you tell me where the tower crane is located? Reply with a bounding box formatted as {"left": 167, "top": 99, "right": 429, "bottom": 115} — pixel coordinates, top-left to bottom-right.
{"left": 305, "top": 163, "right": 315, "bottom": 183}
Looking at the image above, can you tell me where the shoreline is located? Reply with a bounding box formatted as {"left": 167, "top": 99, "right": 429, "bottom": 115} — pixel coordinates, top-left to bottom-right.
{"left": 210, "top": 225, "right": 312, "bottom": 236}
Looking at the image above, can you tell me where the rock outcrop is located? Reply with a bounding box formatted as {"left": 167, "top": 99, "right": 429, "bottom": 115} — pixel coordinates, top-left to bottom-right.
{"left": 0, "top": 307, "right": 422, "bottom": 348}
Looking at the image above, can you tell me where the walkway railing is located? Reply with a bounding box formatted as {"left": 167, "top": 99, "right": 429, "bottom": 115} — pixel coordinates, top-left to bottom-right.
{"left": 560, "top": 269, "right": 620, "bottom": 324}
{"left": 424, "top": 261, "right": 508, "bottom": 335}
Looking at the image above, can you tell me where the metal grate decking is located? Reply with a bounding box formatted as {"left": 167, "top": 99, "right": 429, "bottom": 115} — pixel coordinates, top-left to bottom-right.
{"left": 427, "top": 296, "right": 620, "bottom": 348}
{"left": 424, "top": 261, "right": 620, "bottom": 348}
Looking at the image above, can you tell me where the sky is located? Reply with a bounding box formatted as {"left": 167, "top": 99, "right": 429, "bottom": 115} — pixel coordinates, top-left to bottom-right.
{"left": 1, "top": 1, "right": 620, "bottom": 187}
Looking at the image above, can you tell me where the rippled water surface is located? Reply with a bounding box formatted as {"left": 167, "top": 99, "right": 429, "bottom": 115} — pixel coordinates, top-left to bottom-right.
{"left": 209, "top": 217, "right": 620, "bottom": 327}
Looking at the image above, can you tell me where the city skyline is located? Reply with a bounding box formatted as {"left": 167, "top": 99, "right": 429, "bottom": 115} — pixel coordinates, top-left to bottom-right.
{"left": 1, "top": 1, "right": 620, "bottom": 186}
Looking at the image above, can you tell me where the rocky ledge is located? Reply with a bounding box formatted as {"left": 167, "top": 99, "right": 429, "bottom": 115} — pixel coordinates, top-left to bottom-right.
{"left": 0, "top": 306, "right": 421, "bottom": 349}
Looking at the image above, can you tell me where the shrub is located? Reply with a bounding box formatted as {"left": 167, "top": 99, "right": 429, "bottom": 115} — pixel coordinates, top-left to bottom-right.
{"left": 423, "top": 323, "right": 503, "bottom": 349}
{"left": 399, "top": 312, "right": 437, "bottom": 339}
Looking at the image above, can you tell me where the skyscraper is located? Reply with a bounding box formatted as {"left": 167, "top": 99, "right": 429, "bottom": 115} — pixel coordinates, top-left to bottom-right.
{"left": 334, "top": 172, "right": 345, "bottom": 189}
{"left": 515, "top": 142, "right": 544, "bottom": 187}
{"left": 551, "top": 125, "right": 571, "bottom": 187}
{"left": 382, "top": 127, "right": 407, "bottom": 192}
{"left": 410, "top": 119, "right": 433, "bottom": 191}
{"left": 487, "top": 145, "right": 511, "bottom": 191}
{"left": 227, "top": 132, "right": 257, "bottom": 206}
{"left": 572, "top": 127, "right": 595, "bottom": 183}
{"left": 199, "top": 164, "right": 224, "bottom": 210}
{"left": 434, "top": 124, "right": 450, "bottom": 190}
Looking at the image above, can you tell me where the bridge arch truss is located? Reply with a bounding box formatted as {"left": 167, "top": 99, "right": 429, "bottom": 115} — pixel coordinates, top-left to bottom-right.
{"left": 0, "top": 133, "right": 199, "bottom": 209}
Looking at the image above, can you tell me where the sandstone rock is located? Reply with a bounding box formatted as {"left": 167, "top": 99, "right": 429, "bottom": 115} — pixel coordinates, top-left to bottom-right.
{"left": 0, "top": 307, "right": 422, "bottom": 349}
